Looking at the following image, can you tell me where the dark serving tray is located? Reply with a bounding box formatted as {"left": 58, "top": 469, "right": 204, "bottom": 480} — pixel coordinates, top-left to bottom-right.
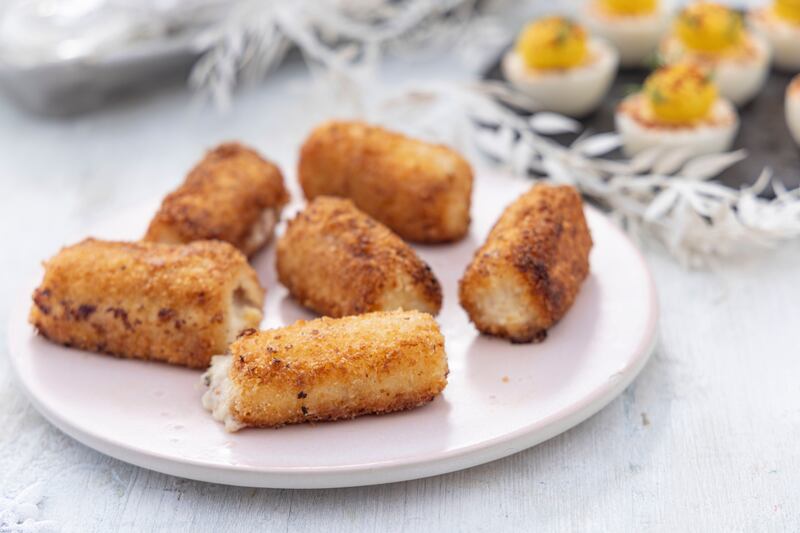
{"left": 483, "top": 48, "right": 800, "bottom": 196}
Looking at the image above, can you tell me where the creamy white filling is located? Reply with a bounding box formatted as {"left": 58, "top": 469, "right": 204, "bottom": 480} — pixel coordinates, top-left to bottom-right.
{"left": 201, "top": 355, "right": 244, "bottom": 432}
{"left": 227, "top": 286, "right": 261, "bottom": 345}
{"left": 244, "top": 208, "right": 277, "bottom": 253}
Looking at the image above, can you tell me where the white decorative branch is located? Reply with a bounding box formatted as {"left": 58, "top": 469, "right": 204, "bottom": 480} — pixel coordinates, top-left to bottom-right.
{"left": 0, "top": 482, "right": 57, "bottom": 532}
{"left": 188, "top": 0, "right": 498, "bottom": 108}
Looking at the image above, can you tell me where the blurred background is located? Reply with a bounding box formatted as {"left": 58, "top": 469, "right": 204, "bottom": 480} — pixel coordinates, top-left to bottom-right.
{"left": 0, "top": 0, "right": 763, "bottom": 116}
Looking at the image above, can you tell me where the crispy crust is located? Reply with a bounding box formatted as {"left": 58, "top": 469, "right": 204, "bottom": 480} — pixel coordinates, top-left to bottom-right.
{"left": 145, "top": 142, "right": 290, "bottom": 256}
{"left": 276, "top": 197, "right": 442, "bottom": 317}
{"left": 29, "top": 239, "right": 265, "bottom": 368}
{"left": 458, "top": 184, "right": 592, "bottom": 343}
{"left": 298, "top": 121, "right": 473, "bottom": 243}
{"left": 217, "top": 310, "right": 448, "bottom": 429}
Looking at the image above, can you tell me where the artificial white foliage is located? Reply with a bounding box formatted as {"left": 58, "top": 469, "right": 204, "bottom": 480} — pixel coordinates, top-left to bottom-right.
{"left": 189, "top": 0, "right": 503, "bottom": 108}
{"left": 680, "top": 150, "right": 747, "bottom": 180}
{"left": 0, "top": 483, "right": 56, "bottom": 532}
{"left": 528, "top": 113, "right": 581, "bottom": 135}
{"left": 573, "top": 133, "right": 622, "bottom": 157}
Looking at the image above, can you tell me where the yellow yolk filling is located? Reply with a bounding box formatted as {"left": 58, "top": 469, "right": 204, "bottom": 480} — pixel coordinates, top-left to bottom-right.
{"left": 644, "top": 64, "right": 717, "bottom": 124}
{"left": 774, "top": 0, "right": 800, "bottom": 23}
{"left": 600, "top": 0, "right": 658, "bottom": 16}
{"left": 675, "top": 2, "right": 744, "bottom": 53}
{"left": 516, "top": 17, "right": 588, "bottom": 69}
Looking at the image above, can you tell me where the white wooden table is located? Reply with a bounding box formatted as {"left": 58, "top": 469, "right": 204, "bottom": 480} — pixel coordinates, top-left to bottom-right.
{"left": 1, "top": 52, "right": 798, "bottom": 532}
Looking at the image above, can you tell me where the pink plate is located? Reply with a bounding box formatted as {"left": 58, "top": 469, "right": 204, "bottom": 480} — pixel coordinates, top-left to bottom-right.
{"left": 8, "top": 171, "right": 658, "bottom": 488}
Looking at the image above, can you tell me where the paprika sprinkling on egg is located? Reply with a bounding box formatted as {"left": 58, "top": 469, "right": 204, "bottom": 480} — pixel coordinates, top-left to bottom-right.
{"left": 615, "top": 63, "right": 739, "bottom": 157}
{"left": 661, "top": 2, "right": 770, "bottom": 106}
{"left": 502, "top": 16, "right": 618, "bottom": 117}
{"left": 644, "top": 63, "right": 717, "bottom": 124}
{"left": 515, "top": 17, "right": 589, "bottom": 70}
{"left": 675, "top": 2, "right": 744, "bottom": 53}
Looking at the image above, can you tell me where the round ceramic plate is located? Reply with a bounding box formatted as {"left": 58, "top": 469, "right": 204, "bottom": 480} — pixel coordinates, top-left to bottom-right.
{"left": 8, "top": 170, "right": 658, "bottom": 489}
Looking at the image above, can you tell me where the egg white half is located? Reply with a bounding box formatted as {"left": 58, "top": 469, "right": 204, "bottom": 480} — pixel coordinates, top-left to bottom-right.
{"left": 660, "top": 33, "right": 771, "bottom": 106}
{"left": 616, "top": 93, "right": 739, "bottom": 157}
{"left": 749, "top": 7, "right": 800, "bottom": 72}
{"left": 502, "top": 37, "right": 619, "bottom": 118}
{"left": 583, "top": 2, "right": 670, "bottom": 67}
{"left": 786, "top": 75, "right": 800, "bottom": 145}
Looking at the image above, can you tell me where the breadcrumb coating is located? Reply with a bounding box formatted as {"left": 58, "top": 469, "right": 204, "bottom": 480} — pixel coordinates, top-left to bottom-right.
{"left": 145, "top": 142, "right": 290, "bottom": 256}
{"left": 298, "top": 120, "right": 473, "bottom": 243}
{"left": 202, "top": 310, "right": 448, "bottom": 430}
{"left": 276, "top": 197, "right": 442, "bottom": 317}
{"left": 29, "top": 239, "right": 265, "bottom": 368}
{"left": 459, "top": 184, "right": 592, "bottom": 343}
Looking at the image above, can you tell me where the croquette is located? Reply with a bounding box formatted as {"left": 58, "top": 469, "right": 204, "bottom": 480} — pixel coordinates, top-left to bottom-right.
{"left": 202, "top": 310, "right": 448, "bottom": 430}
{"left": 276, "top": 196, "right": 442, "bottom": 317}
{"left": 298, "top": 121, "right": 472, "bottom": 243}
{"left": 458, "top": 184, "right": 592, "bottom": 343}
{"left": 29, "top": 238, "right": 264, "bottom": 368}
{"left": 145, "top": 142, "right": 289, "bottom": 256}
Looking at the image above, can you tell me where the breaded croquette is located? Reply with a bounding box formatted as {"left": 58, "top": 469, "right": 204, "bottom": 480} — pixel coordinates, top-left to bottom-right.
{"left": 202, "top": 310, "right": 448, "bottom": 431}
{"left": 145, "top": 142, "right": 290, "bottom": 256}
{"left": 459, "top": 184, "right": 592, "bottom": 343}
{"left": 29, "top": 239, "right": 264, "bottom": 368}
{"left": 276, "top": 197, "right": 442, "bottom": 317}
{"left": 298, "top": 121, "right": 473, "bottom": 243}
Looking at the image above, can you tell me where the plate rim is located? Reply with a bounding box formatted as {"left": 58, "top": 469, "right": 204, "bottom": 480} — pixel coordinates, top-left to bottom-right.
{"left": 8, "top": 202, "right": 659, "bottom": 489}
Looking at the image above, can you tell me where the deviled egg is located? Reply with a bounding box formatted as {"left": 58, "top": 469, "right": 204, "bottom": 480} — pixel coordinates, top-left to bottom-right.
{"left": 616, "top": 63, "right": 739, "bottom": 156}
{"left": 749, "top": 0, "right": 800, "bottom": 72}
{"left": 502, "top": 16, "right": 619, "bottom": 117}
{"left": 583, "top": 0, "right": 671, "bottom": 67}
{"left": 786, "top": 74, "right": 800, "bottom": 145}
{"left": 660, "top": 2, "right": 770, "bottom": 106}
